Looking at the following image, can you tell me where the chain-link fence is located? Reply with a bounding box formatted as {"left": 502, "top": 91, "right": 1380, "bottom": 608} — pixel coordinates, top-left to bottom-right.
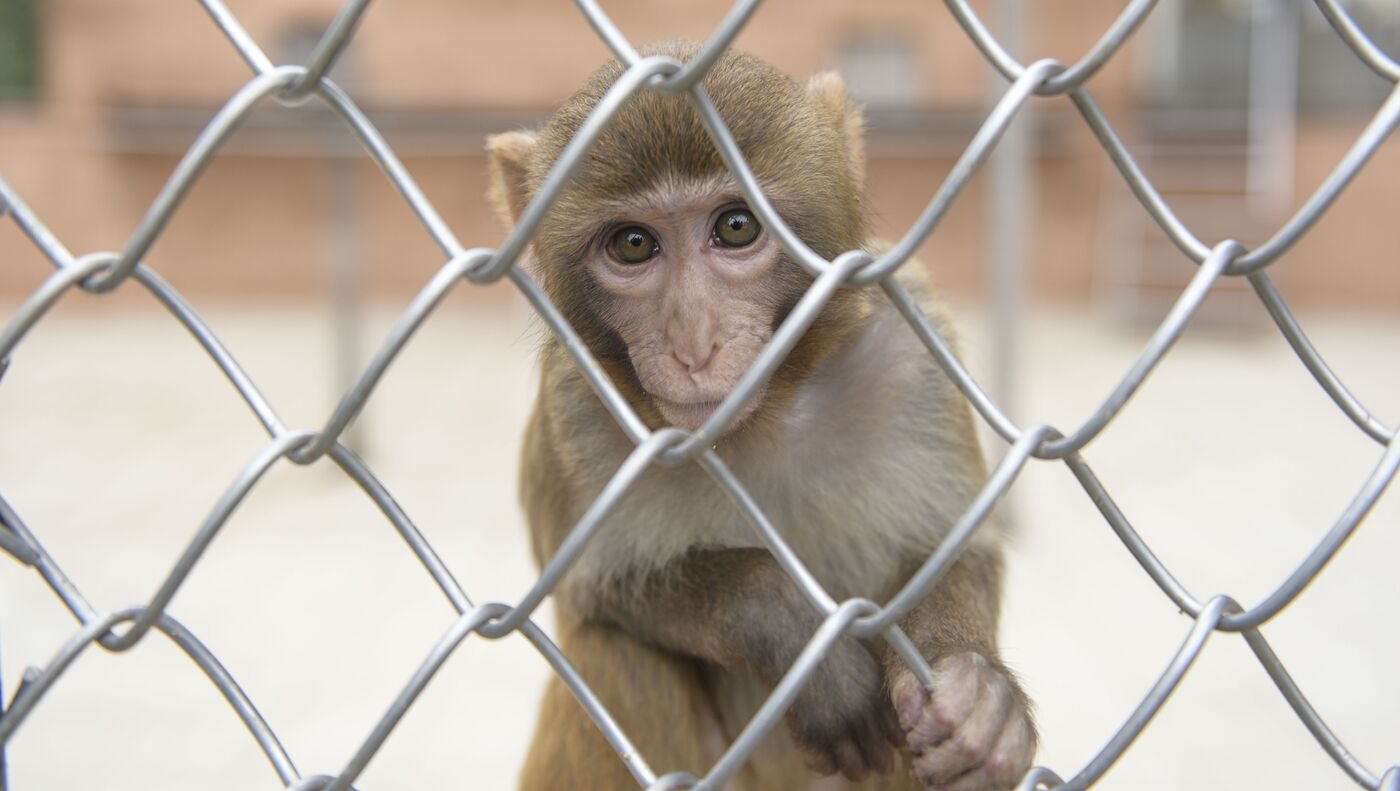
{"left": 0, "top": 1, "right": 1397, "bottom": 789}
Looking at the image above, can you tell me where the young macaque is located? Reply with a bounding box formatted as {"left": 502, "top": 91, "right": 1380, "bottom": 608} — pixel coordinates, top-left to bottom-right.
{"left": 487, "top": 41, "right": 1035, "bottom": 791}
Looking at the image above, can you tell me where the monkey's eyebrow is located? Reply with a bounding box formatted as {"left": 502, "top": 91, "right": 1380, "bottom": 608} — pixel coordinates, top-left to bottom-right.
{"left": 596, "top": 175, "right": 740, "bottom": 217}
{"left": 564, "top": 229, "right": 603, "bottom": 262}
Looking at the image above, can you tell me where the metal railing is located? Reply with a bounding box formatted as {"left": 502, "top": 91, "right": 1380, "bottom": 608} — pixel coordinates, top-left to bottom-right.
{"left": 1, "top": 1, "right": 1397, "bottom": 789}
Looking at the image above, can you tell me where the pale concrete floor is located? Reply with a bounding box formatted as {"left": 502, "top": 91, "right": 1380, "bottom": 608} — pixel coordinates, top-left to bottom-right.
{"left": 0, "top": 293, "right": 1396, "bottom": 791}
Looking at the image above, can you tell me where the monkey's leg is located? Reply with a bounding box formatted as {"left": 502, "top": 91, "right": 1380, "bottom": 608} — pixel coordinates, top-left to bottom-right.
{"left": 881, "top": 546, "right": 1036, "bottom": 791}
{"left": 519, "top": 619, "right": 713, "bottom": 791}
{"left": 585, "top": 548, "right": 902, "bottom": 784}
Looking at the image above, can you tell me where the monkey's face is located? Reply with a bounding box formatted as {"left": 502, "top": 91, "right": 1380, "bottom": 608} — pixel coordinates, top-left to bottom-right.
{"left": 581, "top": 180, "right": 789, "bottom": 432}
{"left": 487, "top": 42, "right": 871, "bottom": 437}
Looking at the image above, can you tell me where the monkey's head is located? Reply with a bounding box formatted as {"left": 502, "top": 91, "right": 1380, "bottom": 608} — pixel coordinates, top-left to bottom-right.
{"left": 487, "top": 41, "right": 869, "bottom": 434}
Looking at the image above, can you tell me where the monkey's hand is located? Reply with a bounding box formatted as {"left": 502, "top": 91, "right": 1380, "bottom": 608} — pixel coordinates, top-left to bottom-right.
{"left": 784, "top": 635, "right": 903, "bottom": 782}
{"left": 891, "top": 652, "right": 1036, "bottom": 791}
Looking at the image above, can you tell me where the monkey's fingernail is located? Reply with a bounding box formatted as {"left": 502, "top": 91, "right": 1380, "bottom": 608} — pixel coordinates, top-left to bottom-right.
{"left": 897, "top": 709, "right": 915, "bottom": 731}
{"left": 896, "top": 690, "right": 923, "bottom": 731}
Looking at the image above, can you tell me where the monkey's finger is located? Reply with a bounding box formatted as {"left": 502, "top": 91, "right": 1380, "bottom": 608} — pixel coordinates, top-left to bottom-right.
{"left": 940, "top": 760, "right": 1019, "bottom": 791}
{"left": 802, "top": 744, "right": 840, "bottom": 777}
{"left": 940, "top": 711, "right": 1035, "bottom": 791}
{"left": 893, "top": 671, "right": 929, "bottom": 736}
{"left": 911, "top": 677, "right": 1012, "bottom": 786}
{"left": 903, "top": 667, "right": 983, "bottom": 754}
{"left": 878, "top": 695, "right": 905, "bottom": 748}
{"left": 857, "top": 718, "right": 897, "bottom": 775}
{"left": 848, "top": 703, "right": 897, "bottom": 776}
{"left": 935, "top": 767, "right": 999, "bottom": 791}
{"left": 833, "top": 737, "right": 873, "bottom": 782}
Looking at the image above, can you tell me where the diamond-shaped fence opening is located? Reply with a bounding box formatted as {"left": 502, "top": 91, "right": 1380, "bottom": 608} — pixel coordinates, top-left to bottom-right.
{"left": 0, "top": 1, "right": 1397, "bottom": 790}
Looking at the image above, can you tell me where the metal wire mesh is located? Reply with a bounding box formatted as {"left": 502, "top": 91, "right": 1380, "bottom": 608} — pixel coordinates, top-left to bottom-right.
{"left": 0, "top": 1, "right": 1397, "bottom": 789}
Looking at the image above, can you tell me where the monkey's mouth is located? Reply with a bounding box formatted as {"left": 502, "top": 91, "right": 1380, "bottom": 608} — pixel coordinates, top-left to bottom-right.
{"left": 652, "top": 397, "right": 723, "bottom": 433}
{"left": 651, "top": 391, "right": 764, "bottom": 435}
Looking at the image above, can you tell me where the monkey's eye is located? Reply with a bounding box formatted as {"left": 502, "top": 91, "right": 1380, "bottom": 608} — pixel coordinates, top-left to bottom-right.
{"left": 611, "top": 226, "right": 659, "bottom": 265}
{"left": 714, "top": 209, "right": 760, "bottom": 248}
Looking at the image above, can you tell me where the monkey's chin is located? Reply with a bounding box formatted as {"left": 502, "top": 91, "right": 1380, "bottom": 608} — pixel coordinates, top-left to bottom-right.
{"left": 652, "top": 386, "right": 772, "bottom": 434}
{"left": 654, "top": 398, "right": 722, "bottom": 433}
{"left": 652, "top": 396, "right": 764, "bottom": 435}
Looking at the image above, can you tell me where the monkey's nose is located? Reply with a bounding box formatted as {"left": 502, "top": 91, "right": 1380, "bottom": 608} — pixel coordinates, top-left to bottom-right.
{"left": 673, "top": 342, "right": 719, "bottom": 374}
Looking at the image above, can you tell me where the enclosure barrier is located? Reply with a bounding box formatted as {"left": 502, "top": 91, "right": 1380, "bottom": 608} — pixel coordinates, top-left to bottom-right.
{"left": 0, "top": 0, "right": 1397, "bottom": 789}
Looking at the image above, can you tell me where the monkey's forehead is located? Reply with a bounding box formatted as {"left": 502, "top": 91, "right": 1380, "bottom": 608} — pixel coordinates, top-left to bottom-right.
{"left": 530, "top": 44, "right": 823, "bottom": 187}
{"left": 527, "top": 42, "right": 865, "bottom": 256}
{"left": 587, "top": 174, "right": 744, "bottom": 217}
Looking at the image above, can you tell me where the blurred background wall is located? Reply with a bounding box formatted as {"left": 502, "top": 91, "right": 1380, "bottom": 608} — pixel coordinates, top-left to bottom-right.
{"left": 2, "top": 2, "right": 1398, "bottom": 790}
{"left": 3, "top": 0, "right": 1399, "bottom": 311}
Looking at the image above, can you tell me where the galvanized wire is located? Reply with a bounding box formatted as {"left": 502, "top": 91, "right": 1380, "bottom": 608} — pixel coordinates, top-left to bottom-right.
{"left": 0, "top": 1, "right": 1397, "bottom": 789}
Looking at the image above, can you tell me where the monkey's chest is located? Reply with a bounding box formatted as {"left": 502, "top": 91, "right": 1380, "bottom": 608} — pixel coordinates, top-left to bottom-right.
{"left": 572, "top": 422, "right": 957, "bottom": 601}
{"left": 565, "top": 306, "right": 983, "bottom": 598}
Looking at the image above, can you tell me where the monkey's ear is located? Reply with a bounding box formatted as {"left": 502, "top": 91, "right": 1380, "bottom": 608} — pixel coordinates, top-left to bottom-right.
{"left": 486, "top": 131, "right": 538, "bottom": 229}
{"left": 805, "top": 72, "right": 866, "bottom": 186}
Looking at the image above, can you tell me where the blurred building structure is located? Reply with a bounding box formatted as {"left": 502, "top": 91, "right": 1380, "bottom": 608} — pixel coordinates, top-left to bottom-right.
{"left": 1, "top": 0, "right": 1398, "bottom": 311}
{"left": 2, "top": 7, "right": 1398, "bottom": 789}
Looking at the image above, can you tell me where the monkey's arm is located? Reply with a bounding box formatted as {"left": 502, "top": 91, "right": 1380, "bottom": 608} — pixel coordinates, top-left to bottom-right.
{"left": 581, "top": 547, "right": 901, "bottom": 781}
{"left": 884, "top": 545, "right": 1037, "bottom": 791}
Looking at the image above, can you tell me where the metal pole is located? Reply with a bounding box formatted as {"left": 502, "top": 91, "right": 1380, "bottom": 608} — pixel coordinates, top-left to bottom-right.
{"left": 328, "top": 156, "right": 366, "bottom": 455}
{"left": 988, "top": 0, "right": 1031, "bottom": 427}
{"left": 1, "top": 626, "right": 7, "bottom": 791}
{"left": 986, "top": 0, "right": 1032, "bottom": 525}
{"left": 1248, "top": 0, "right": 1300, "bottom": 219}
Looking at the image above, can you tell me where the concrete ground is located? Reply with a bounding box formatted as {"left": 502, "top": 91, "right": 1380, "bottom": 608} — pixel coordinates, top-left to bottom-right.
{"left": 0, "top": 291, "right": 1395, "bottom": 791}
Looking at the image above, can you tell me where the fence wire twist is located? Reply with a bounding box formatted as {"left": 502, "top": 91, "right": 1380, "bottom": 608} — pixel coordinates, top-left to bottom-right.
{"left": 0, "top": 1, "right": 1397, "bottom": 789}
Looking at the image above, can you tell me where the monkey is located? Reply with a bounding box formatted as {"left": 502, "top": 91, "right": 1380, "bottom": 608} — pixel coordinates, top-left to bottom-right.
{"left": 485, "top": 41, "right": 1036, "bottom": 791}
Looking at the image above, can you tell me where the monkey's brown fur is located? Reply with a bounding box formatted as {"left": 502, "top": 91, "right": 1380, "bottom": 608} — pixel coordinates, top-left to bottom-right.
{"left": 491, "top": 41, "right": 1034, "bottom": 791}
{"left": 498, "top": 41, "right": 872, "bottom": 436}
